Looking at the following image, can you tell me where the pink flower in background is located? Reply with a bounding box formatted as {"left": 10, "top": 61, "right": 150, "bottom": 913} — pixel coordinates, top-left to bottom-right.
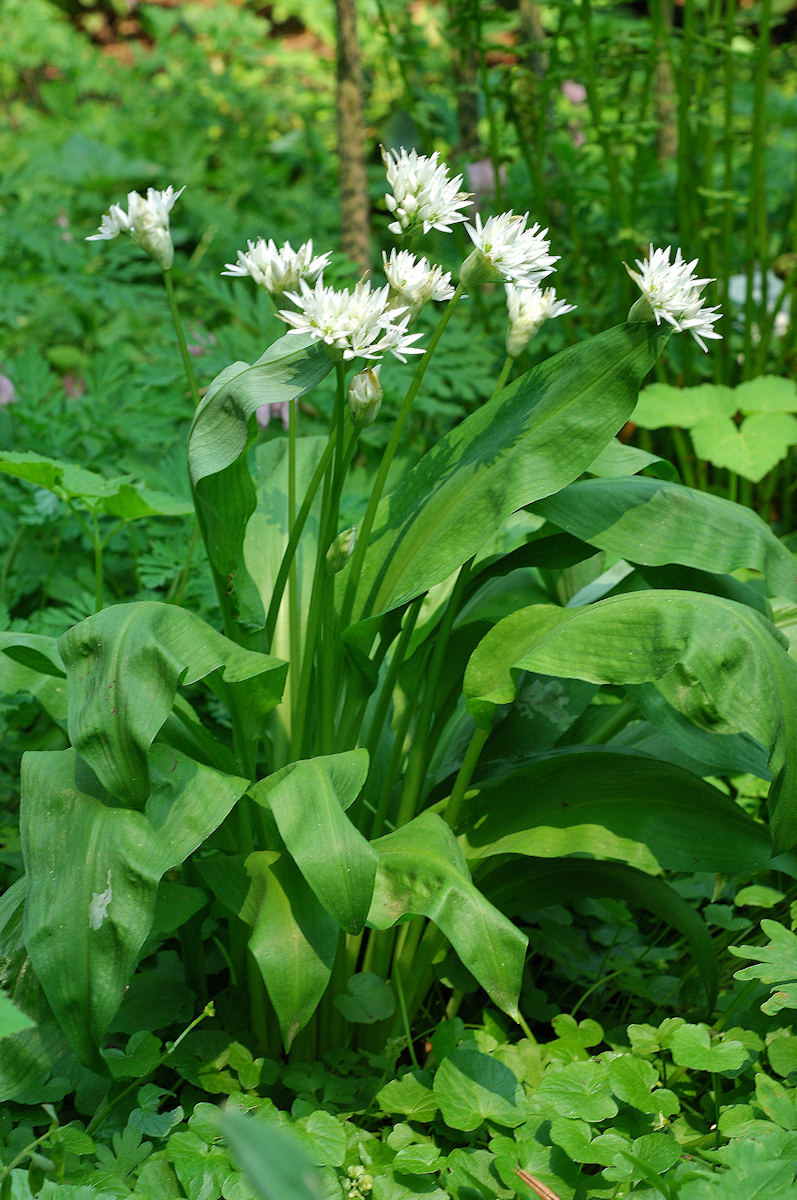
{"left": 56, "top": 210, "right": 73, "bottom": 242}
{"left": 0, "top": 374, "right": 15, "bottom": 407}
{"left": 465, "top": 158, "right": 508, "bottom": 204}
{"left": 187, "top": 327, "right": 218, "bottom": 357}
{"left": 561, "top": 79, "right": 587, "bottom": 105}
{"left": 256, "top": 400, "right": 293, "bottom": 430}
{"left": 63, "top": 374, "right": 86, "bottom": 399}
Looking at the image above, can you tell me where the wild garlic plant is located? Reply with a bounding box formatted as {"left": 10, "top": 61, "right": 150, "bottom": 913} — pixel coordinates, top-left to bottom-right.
{"left": 3, "top": 148, "right": 796, "bottom": 1084}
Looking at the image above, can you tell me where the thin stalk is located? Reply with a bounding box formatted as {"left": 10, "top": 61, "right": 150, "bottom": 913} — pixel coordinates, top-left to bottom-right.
{"left": 92, "top": 511, "right": 103, "bottom": 611}
{"left": 362, "top": 596, "right": 425, "bottom": 766}
{"left": 670, "top": 427, "right": 697, "bottom": 489}
{"left": 395, "top": 558, "right": 473, "bottom": 827}
{"left": 163, "top": 268, "right": 203, "bottom": 409}
{"left": 291, "top": 460, "right": 335, "bottom": 759}
{"left": 339, "top": 282, "right": 466, "bottom": 630}
{"left": 168, "top": 521, "right": 201, "bottom": 605}
{"left": 676, "top": 0, "right": 696, "bottom": 259}
{"left": 474, "top": 0, "right": 504, "bottom": 209}
{"left": 741, "top": 0, "right": 772, "bottom": 373}
{"left": 580, "top": 695, "right": 637, "bottom": 745}
{"left": 265, "top": 430, "right": 338, "bottom": 647}
{"left": 489, "top": 355, "right": 514, "bottom": 399}
{"left": 287, "top": 390, "right": 300, "bottom": 727}
{"left": 369, "top": 645, "right": 432, "bottom": 840}
{"left": 441, "top": 723, "right": 491, "bottom": 829}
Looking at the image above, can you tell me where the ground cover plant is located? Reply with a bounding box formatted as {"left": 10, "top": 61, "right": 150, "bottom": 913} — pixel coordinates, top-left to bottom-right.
{"left": 2, "top": 3, "right": 797, "bottom": 1199}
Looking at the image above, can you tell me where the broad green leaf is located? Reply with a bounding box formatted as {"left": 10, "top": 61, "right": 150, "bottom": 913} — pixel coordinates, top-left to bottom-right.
{"left": 732, "top": 919, "right": 797, "bottom": 1014}
{"left": 240, "top": 850, "right": 337, "bottom": 1051}
{"left": 665, "top": 1024, "right": 747, "bottom": 1072}
{"left": 368, "top": 812, "right": 526, "bottom": 1020}
{"left": 187, "top": 333, "right": 332, "bottom": 624}
{"left": 460, "top": 749, "right": 773, "bottom": 874}
{"left": 485, "top": 857, "right": 718, "bottom": 1009}
{"left": 735, "top": 375, "right": 797, "bottom": 413}
{"left": 377, "top": 1070, "right": 439, "bottom": 1121}
{"left": 0, "top": 879, "right": 77, "bottom": 1104}
{"left": 535, "top": 1060, "right": 618, "bottom": 1122}
{"left": 0, "top": 451, "right": 193, "bottom": 518}
{"left": 59, "top": 602, "right": 286, "bottom": 808}
{"left": 334, "top": 972, "right": 395, "bottom": 1023}
{"left": 464, "top": 591, "right": 797, "bottom": 851}
{"left": 0, "top": 632, "right": 67, "bottom": 721}
{"left": 221, "top": 1109, "right": 324, "bottom": 1200}
{"left": 21, "top": 746, "right": 246, "bottom": 1065}
{"left": 433, "top": 1047, "right": 523, "bottom": 1131}
{"left": 250, "top": 751, "right": 376, "bottom": 934}
{"left": 0, "top": 990, "right": 34, "bottom": 1039}
{"left": 587, "top": 438, "right": 677, "bottom": 480}
{"left": 343, "top": 323, "right": 669, "bottom": 621}
{"left": 691, "top": 412, "right": 797, "bottom": 482}
{"left": 533, "top": 476, "right": 797, "bottom": 602}
{"left": 632, "top": 382, "right": 737, "bottom": 429}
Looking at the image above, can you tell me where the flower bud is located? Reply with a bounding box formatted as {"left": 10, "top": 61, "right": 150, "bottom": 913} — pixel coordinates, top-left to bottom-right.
{"left": 347, "top": 367, "right": 383, "bottom": 427}
{"left": 326, "top": 526, "right": 356, "bottom": 574}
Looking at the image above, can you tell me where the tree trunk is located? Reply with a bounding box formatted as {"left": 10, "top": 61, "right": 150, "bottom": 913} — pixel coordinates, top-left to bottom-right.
{"left": 336, "top": 0, "right": 371, "bottom": 274}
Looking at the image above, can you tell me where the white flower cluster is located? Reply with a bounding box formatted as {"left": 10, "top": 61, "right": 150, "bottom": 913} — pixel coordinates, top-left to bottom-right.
{"left": 382, "top": 249, "right": 454, "bottom": 318}
{"left": 278, "top": 278, "right": 424, "bottom": 363}
{"left": 505, "top": 284, "right": 576, "bottom": 357}
{"left": 86, "top": 185, "right": 185, "bottom": 270}
{"left": 382, "top": 146, "right": 472, "bottom": 236}
{"left": 626, "top": 245, "right": 722, "bottom": 351}
{"left": 462, "top": 212, "right": 558, "bottom": 289}
{"left": 222, "top": 237, "right": 330, "bottom": 296}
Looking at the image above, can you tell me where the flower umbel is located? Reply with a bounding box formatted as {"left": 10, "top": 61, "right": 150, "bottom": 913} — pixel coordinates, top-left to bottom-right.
{"left": 626, "top": 245, "right": 722, "bottom": 352}
{"left": 461, "top": 212, "right": 558, "bottom": 288}
{"left": 505, "top": 284, "right": 576, "bottom": 357}
{"left": 87, "top": 185, "right": 185, "bottom": 270}
{"left": 382, "top": 249, "right": 455, "bottom": 319}
{"left": 278, "top": 278, "right": 424, "bottom": 363}
{"left": 222, "top": 238, "right": 331, "bottom": 297}
{"left": 382, "top": 146, "right": 472, "bottom": 237}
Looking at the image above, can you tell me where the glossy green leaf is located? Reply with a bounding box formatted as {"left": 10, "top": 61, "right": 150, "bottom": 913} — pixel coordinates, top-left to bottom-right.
{"left": 334, "top": 972, "right": 395, "bottom": 1024}
{"left": 187, "top": 333, "right": 332, "bottom": 624}
{"left": 221, "top": 1109, "right": 324, "bottom": 1200}
{"left": 368, "top": 811, "right": 526, "bottom": 1020}
{"left": 485, "top": 856, "right": 718, "bottom": 1009}
{"left": 433, "top": 1047, "right": 523, "bottom": 1131}
{"left": 587, "top": 438, "right": 677, "bottom": 480}
{"left": 376, "top": 1070, "right": 438, "bottom": 1121}
{"left": 0, "top": 632, "right": 67, "bottom": 721}
{"left": 59, "top": 601, "right": 286, "bottom": 808}
{"left": 241, "top": 851, "right": 337, "bottom": 1051}
{"left": 0, "top": 990, "right": 33, "bottom": 1040}
{"left": 461, "top": 749, "right": 773, "bottom": 873}
{"left": 21, "top": 746, "right": 246, "bottom": 1065}
{"left": 691, "top": 412, "right": 797, "bottom": 482}
{"left": 465, "top": 591, "right": 797, "bottom": 851}
{"left": 343, "top": 323, "right": 668, "bottom": 621}
{"left": 0, "top": 879, "right": 76, "bottom": 1104}
{"left": 533, "top": 476, "right": 797, "bottom": 602}
{"left": 0, "top": 451, "right": 192, "bottom": 517}
{"left": 250, "top": 751, "right": 376, "bottom": 934}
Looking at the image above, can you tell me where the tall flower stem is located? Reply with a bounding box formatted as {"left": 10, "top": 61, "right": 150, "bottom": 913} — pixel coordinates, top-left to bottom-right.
{"left": 339, "top": 282, "right": 466, "bottom": 630}
{"left": 489, "top": 355, "right": 514, "bottom": 399}
{"left": 162, "top": 269, "right": 202, "bottom": 409}
{"left": 287, "top": 387, "right": 300, "bottom": 733}
{"left": 264, "top": 431, "right": 338, "bottom": 647}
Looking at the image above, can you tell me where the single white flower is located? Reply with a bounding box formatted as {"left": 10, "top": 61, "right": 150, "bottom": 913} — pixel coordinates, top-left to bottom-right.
{"left": 626, "top": 245, "right": 722, "bottom": 352}
{"left": 222, "top": 237, "right": 331, "bottom": 296}
{"left": 382, "top": 146, "right": 472, "bottom": 236}
{"left": 278, "top": 277, "right": 425, "bottom": 363}
{"left": 348, "top": 365, "right": 383, "bottom": 427}
{"left": 382, "top": 249, "right": 455, "bottom": 318}
{"left": 505, "top": 284, "right": 576, "bottom": 357}
{"left": 86, "top": 185, "right": 185, "bottom": 270}
{"left": 461, "top": 211, "right": 558, "bottom": 288}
